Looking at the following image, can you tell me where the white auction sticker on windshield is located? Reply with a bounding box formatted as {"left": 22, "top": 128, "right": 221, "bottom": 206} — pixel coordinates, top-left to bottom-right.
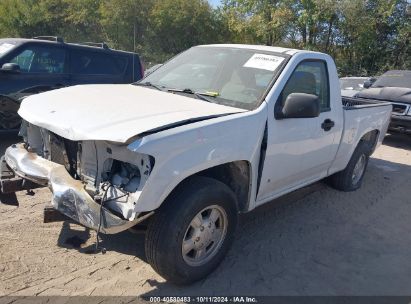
{"left": 243, "top": 53, "right": 284, "bottom": 71}
{"left": 0, "top": 43, "right": 15, "bottom": 55}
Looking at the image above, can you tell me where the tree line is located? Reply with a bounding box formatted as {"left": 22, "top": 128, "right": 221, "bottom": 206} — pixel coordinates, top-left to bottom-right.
{"left": 0, "top": 0, "right": 410, "bottom": 76}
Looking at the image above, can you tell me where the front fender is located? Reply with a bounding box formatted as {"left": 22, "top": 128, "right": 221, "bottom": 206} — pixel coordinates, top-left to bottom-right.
{"left": 128, "top": 105, "right": 268, "bottom": 212}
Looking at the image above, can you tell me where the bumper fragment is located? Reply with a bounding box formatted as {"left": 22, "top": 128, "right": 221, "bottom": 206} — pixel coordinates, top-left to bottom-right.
{"left": 1, "top": 155, "right": 44, "bottom": 194}
{"left": 4, "top": 143, "right": 139, "bottom": 234}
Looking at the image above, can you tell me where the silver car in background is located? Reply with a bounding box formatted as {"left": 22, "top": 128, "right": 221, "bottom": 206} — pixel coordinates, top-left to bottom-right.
{"left": 340, "top": 76, "right": 373, "bottom": 97}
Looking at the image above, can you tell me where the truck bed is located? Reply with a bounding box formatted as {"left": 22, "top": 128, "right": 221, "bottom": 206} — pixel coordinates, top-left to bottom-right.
{"left": 328, "top": 96, "right": 392, "bottom": 176}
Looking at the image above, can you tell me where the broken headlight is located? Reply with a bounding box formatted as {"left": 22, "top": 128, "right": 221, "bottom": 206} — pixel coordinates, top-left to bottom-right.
{"left": 105, "top": 159, "right": 150, "bottom": 193}
{"left": 99, "top": 155, "right": 154, "bottom": 220}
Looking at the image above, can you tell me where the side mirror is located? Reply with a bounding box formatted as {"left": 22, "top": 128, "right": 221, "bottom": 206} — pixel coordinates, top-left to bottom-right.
{"left": 281, "top": 93, "right": 320, "bottom": 119}
{"left": 363, "top": 80, "right": 372, "bottom": 89}
{"left": 1, "top": 63, "right": 20, "bottom": 73}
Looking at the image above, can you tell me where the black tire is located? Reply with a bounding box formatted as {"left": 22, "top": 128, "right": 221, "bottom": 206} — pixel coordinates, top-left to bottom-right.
{"left": 145, "top": 176, "right": 238, "bottom": 285}
{"left": 328, "top": 141, "right": 370, "bottom": 192}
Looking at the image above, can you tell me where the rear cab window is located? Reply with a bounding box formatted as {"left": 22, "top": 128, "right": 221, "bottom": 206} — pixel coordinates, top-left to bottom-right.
{"left": 70, "top": 48, "right": 127, "bottom": 75}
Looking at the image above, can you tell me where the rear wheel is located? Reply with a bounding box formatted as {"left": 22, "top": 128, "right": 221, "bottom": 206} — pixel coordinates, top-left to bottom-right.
{"left": 329, "top": 142, "right": 370, "bottom": 191}
{"left": 145, "top": 176, "right": 238, "bottom": 285}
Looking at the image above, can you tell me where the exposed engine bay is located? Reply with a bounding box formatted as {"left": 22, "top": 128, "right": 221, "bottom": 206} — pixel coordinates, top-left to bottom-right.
{"left": 21, "top": 121, "right": 154, "bottom": 221}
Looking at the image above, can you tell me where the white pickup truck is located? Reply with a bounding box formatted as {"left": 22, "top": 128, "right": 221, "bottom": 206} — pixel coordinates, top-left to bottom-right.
{"left": 1, "top": 44, "right": 391, "bottom": 284}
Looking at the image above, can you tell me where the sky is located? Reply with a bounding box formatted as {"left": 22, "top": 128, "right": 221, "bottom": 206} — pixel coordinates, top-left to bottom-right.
{"left": 208, "top": 0, "right": 222, "bottom": 8}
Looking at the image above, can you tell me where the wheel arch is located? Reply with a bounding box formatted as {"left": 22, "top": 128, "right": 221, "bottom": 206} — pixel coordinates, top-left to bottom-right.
{"left": 161, "top": 160, "right": 252, "bottom": 213}
{"left": 358, "top": 129, "right": 380, "bottom": 155}
{"left": 328, "top": 127, "right": 381, "bottom": 176}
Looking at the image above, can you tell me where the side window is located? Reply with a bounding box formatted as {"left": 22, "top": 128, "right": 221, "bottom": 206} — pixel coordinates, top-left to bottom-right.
{"left": 10, "top": 46, "right": 66, "bottom": 74}
{"left": 71, "top": 49, "right": 126, "bottom": 75}
{"left": 280, "top": 60, "right": 330, "bottom": 112}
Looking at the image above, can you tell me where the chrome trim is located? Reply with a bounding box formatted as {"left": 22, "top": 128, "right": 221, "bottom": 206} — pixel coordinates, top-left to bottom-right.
{"left": 391, "top": 102, "right": 410, "bottom": 116}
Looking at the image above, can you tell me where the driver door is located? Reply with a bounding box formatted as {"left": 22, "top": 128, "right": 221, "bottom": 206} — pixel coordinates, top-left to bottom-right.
{"left": 256, "top": 59, "right": 340, "bottom": 203}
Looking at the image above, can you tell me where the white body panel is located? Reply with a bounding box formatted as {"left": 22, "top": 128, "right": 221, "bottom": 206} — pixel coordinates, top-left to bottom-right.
{"left": 18, "top": 84, "right": 244, "bottom": 143}
{"left": 14, "top": 45, "right": 392, "bottom": 220}
{"left": 328, "top": 105, "right": 390, "bottom": 176}
{"left": 127, "top": 108, "right": 267, "bottom": 212}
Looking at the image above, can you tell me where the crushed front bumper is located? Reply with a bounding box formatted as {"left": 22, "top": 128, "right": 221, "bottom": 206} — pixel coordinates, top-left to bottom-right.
{"left": 3, "top": 143, "right": 140, "bottom": 234}
{"left": 0, "top": 155, "right": 42, "bottom": 194}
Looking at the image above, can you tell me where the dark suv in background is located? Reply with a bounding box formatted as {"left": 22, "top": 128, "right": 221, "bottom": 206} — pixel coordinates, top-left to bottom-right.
{"left": 356, "top": 70, "right": 411, "bottom": 134}
{"left": 0, "top": 36, "right": 144, "bottom": 131}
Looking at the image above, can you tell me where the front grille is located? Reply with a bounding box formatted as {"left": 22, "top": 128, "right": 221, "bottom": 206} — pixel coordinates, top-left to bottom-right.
{"left": 49, "top": 134, "right": 67, "bottom": 165}
{"left": 64, "top": 139, "right": 80, "bottom": 178}
{"left": 23, "top": 124, "right": 82, "bottom": 180}
{"left": 391, "top": 103, "right": 409, "bottom": 115}
{"left": 48, "top": 133, "right": 80, "bottom": 179}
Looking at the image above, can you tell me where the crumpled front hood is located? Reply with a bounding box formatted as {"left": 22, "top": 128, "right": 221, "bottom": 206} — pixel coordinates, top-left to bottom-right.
{"left": 18, "top": 84, "right": 245, "bottom": 143}
{"left": 356, "top": 87, "right": 411, "bottom": 105}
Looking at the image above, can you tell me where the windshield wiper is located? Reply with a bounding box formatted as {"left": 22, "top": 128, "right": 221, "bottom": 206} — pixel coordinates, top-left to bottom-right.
{"left": 134, "top": 81, "right": 164, "bottom": 91}
{"left": 167, "top": 88, "right": 218, "bottom": 103}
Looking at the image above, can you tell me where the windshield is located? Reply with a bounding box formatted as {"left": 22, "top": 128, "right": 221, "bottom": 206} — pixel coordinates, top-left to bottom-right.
{"left": 372, "top": 70, "right": 411, "bottom": 89}
{"left": 0, "top": 41, "right": 17, "bottom": 57}
{"left": 141, "top": 46, "right": 288, "bottom": 110}
{"left": 340, "top": 78, "right": 367, "bottom": 91}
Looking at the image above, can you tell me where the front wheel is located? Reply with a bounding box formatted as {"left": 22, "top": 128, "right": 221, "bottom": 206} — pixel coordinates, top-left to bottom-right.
{"left": 145, "top": 176, "right": 238, "bottom": 285}
{"left": 328, "top": 142, "right": 370, "bottom": 192}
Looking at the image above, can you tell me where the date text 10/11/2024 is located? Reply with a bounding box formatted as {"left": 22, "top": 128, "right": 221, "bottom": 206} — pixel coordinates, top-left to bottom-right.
{"left": 147, "top": 296, "right": 258, "bottom": 303}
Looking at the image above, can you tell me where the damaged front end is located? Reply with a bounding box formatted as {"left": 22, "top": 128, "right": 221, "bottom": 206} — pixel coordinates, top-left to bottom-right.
{"left": 3, "top": 122, "right": 155, "bottom": 234}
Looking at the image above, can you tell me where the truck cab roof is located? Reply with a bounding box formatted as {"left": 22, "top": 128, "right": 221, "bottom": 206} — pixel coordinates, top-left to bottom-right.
{"left": 201, "top": 44, "right": 321, "bottom": 56}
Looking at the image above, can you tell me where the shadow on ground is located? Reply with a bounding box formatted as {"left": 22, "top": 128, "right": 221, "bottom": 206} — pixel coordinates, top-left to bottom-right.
{"left": 56, "top": 156, "right": 411, "bottom": 295}
{"left": 138, "top": 156, "right": 411, "bottom": 296}
{"left": 383, "top": 132, "right": 411, "bottom": 150}
{"left": 57, "top": 221, "right": 146, "bottom": 260}
{"left": 3, "top": 132, "right": 411, "bottom": 295}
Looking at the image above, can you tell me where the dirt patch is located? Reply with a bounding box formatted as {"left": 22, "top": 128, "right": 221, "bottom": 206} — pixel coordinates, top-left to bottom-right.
{"left": 0, "top": 132, "right": 411, "bottom": 296}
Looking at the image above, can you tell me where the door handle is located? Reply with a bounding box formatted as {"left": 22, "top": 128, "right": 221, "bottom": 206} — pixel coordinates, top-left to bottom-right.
{"left": 321, "top": 119, "right": 335, "bottom": 131}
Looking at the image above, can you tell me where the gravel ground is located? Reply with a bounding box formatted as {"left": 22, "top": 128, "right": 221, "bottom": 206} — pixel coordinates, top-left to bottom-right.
{"left": 0, "top": 132, "right": 410, "bottom": 296}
